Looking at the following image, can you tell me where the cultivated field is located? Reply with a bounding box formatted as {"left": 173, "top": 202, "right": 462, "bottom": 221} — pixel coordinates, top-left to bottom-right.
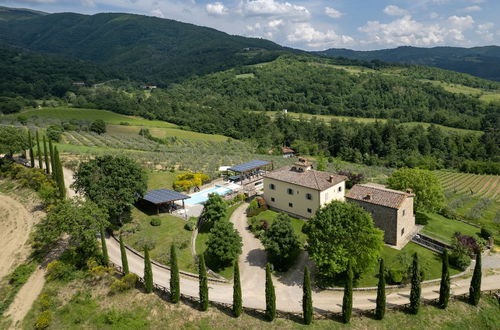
{"left": 436, "top": 171, "right": 499, "bottom": 201}
{"left": 62, "top": 131, "right": 166, "bottom": 152}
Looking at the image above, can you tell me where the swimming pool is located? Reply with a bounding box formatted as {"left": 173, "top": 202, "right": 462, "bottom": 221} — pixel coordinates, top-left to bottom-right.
{"left": 184, "top": 185, "right": 232, "bottom": 206}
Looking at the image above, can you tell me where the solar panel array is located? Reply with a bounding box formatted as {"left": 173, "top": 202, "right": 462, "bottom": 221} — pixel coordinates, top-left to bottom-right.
{"left": 142, "top": 189, "right": 190, "bottom": 204}
{"left": 228, "top": 160, "right": 272, "bottom": 173}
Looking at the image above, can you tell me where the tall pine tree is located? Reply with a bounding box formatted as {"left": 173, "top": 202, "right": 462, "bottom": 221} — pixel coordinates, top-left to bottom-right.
{"left": 342, "top": 262, "right": 353, "bottom": 324}
{"left": 28, "top": 130, "right": 34, "bottom": 168}
{"left": 35, "top": 130, "right": 43, "bottom": 169}
{"left": 409, "top": 252, "right": 421, "bottom": 314}
{"left": 43, "top": 136, "right": 50, "bottom": 174}
{"left": 170, "top": 244, "right": 180, "bottom": 303}
{"left": 198, "top": 254, "right": 209, "bottom": 311}
{"left": 100, "top": 226, "right": 109, "bottom": 266}
{"left": 265, "top": 263, "right": 276, "bottom": 321}
{"left": 469, "top": 250, "right": 482, "bottom": 306}
{"left": 53, "top": 147, "right": 66, "bottom": 199}
{"left": 119, "top": 234, "right": 129, "bottom": 275}
{"left": 233, "top": 260, "right": 242, "bottom": 317}
{"left": 49, "top": 139, "right": 55, "bottom": 178}
{"left": 375, "top": 258, "right": 386, "bottom": 320}
{"left": 438, "top": 249, "right": 450, "bottom": 309}
{"left": 143, "top": 247, "right": 153, "bottom": 294}
{"left": 302, "top": 266, "right": 313, "bottom": 325}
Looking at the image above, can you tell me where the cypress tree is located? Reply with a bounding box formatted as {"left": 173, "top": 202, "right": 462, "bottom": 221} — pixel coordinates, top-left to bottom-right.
{"left": 233, "top": 260, "right": 242, "bottom": 317}
{"left": 198, "top": 254, "right": 209, "bottom": 311}
{"left": 468, "top": 250, "right": 482, "bottom": 306}
{"left": 36, "top": 130, "right": 43, "bottom": 169}
{"left": 49, "top": 139, "right": 55, "bottom": 178}
{"left": 302, "top": 266, "right": 313, "bottom": 325}
{"left": 409, "top": 252, "right": 421, "bottom": 314}
{"left": 28, "top": 130, "right": 35, "bottom": 168}
{"left": 342, "top": 262, "right": 353, "bottom": 324}
{"left": 100, "top": 226, "right": 109, "bottom": 266}
{"left": 265, "top": 263, "right": 276, "bottom": 321}
{"left": 53, "top": 147, "right": 66, "bottom": 198}
{"left": 170, "top": 244, "right": 180, "bottom": 303}
{"left": 438, "top": 249, "right": 450, "bottom": 309}
{"left": 43, "top": 136, "right": 50, "bottom": 174}
{"left": 143, "top": 247, "right": 153, "bottom": 294}
{"left": 119, "top": 234, "right": 129, "bottom": 275}
{"left": 375, "top": 258, "right": 386, "bottom": 320}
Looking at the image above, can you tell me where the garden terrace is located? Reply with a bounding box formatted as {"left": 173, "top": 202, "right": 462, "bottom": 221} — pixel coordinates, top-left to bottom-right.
{"left": 227, "top": 160, "right": 273, "bottom": 186}
{"left": 140, "top": 189, "right": 190, "bottom": 215}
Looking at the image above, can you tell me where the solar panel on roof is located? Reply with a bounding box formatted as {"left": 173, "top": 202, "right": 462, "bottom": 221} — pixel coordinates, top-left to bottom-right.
{"left": 142, "top": 189, "right": 190, "bottom": 204}
{"left": 228, "top": 160, "right": 272, "bottom": 173}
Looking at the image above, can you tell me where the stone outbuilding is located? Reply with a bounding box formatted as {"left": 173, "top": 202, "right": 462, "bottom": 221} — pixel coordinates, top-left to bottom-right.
{"left": 346, "top": 183, "right": 417, "bottom": 248}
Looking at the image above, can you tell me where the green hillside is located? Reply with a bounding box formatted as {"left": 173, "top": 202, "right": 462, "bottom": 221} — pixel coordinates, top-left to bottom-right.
{"left": 317, "top": 45, "right": 500, "bottom": 82}
{"left": 0, "top": 10, "right": 288, "bottom": 84}
{"left": 0, "top": 6, "right": 46, "bottom": 21}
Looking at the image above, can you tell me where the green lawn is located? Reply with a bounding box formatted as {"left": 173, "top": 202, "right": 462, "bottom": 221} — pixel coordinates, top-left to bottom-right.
{"left": 421, "top": 212, "right": 480, "bottom": 244}
{"left": 122, "top": 208, "right": 196, "bottom": 274}
{"left": 15, "top": 107, "right": 178, "bottom": 128}
{"left": 146, "top": 170, "right": 180, "bottom": 190}
{"left": 356, "top": 242, "right": 462, "bottom": 287}
{"left": 253, "top": 209, "right": 307, "bottom": 244}
{"left": 195, "top": 204, "right": 241, "bottom": 279}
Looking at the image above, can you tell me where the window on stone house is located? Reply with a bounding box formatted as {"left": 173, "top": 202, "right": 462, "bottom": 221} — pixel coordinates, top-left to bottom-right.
{"left": 338, "top": 186, "right": 342, "bottom": 192}
{"left": 287, "top": 188, "right": 294, "bottom": 195}
{"left": 289, "top": 202, "right": 293, "bottom": 208}
{"left": 403, "top": 209, "right": 406, "bottom": 216}
{"left": 306, "top": 193, "right": 312, "bottom": 200}
{"left": 401, "top": 228, "right": 405, "bottom": 236}
{"left": 269, "top": 183, "right": 275, "bottom": 190}
{"left": 271, "top": 197, "right": 275, "bottom": 202}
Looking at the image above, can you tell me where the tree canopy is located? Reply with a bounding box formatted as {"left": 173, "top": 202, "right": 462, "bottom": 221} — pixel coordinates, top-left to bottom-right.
{"left": 0, "top": 126, "right": 28, "bottom": 156}
{"left": 261, "top": 213, "right": 300, "bottom": 271}
{"left": 200, "top": 193, "right": 227, "bottom": 230}
{"left": 305, "top": 201, "right": 384, "bottom": 278}
{"left": 72, "top": 155, "right": 147, "bottom": 222}
{"left": 387, "top": 168, "right": 444, "bottom": 212}
{"left": 205, "top": 220, "right": 242, "bottom": 269}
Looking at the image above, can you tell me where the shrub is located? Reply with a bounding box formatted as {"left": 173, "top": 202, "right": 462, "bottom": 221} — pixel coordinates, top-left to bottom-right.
{"left": 150, "top": 218, "right": 161, "bottom": 226}
{"left": 480, "top": 228, "right": 493, "bottom": 240}
{"left": 110, "top": 273, "right": 138, "bottom": 294}
{"left": 34, "top": 310, "right": 52, "bottom": 329}
{"left": 46, "top": 125, "right": 64, "bottom": 142}
{"left": 46, "top": 261, "right": 74, "bottom": 281}
{"left": 184, "top": 221, "right": 195, "bottom": 231}
{"left": 415, "top": 212, "right": 430, "bottom": 225}
{"left": 247, "top": 198, "right": 266, "bottom": 217}
{"left": 387, "top": 268, "right": 404, "bottom": 284}
{"left": 449, "top": 251, "right": 471, "bottom": 271}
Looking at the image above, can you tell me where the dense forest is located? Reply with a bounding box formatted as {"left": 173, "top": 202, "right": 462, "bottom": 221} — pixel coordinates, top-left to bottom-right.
{"left": 317, "top": 46, "right": 500, "bottom": 82}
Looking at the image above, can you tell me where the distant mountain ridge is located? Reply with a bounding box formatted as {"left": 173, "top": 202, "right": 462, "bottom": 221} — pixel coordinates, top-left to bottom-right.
{"left": 0, "top": 6, "right": 46, "bottom": 21}
{"left": 0, "top": 7, "right": 289, "bottom": 84}
{"left": 315, "top": 46, "right": 500, "bottom": 81}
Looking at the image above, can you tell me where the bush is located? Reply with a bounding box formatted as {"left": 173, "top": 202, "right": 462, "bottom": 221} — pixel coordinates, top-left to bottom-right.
{"left": 110, "top": 273, "right": 138, "bottom": 294}
{"left": 46, "top": 125, "right": 64, "bottom": 142}
{"left": 450, "top": 251, "right": 471, "bottom": 271}
{"left": 150, "top": 218, "right": 161, "bottom": 226}
{"left": 415, "top": 212, "right": 430, "bottom": 225}
{"left": 46, "top": 260, "right": 74, "bottom": 281}
{"left": 34, "top": 310, "right": 52, "bottom": 329}
{"left": 480, "top": 227, "right": 493, "bottom": 240}
{"left": 184, "top": 221, "right": 195, "bottom": 231}
{"left": 387, "top": 268, "right": 404, "bottom": 284}
{"left": 247, "top": 198, "right": 267, "bottom": 217}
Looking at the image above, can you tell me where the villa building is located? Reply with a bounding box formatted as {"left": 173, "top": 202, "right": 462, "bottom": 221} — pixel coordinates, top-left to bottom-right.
{"left": 346, "top": 183, "right": 417, "bottom": 247}
{"left": 262, "top": 158, "right": 347, "bottom": 219}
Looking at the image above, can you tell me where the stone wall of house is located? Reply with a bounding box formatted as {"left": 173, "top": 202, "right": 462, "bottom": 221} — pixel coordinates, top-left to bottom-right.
{"left": 395, "top": 196, "right": 416, "bottom": 246}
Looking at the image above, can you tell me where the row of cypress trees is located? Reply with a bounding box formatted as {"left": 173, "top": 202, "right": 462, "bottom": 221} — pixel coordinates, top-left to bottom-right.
{"left": 26, "top": 129, "right": 65, "bottom": 198}
{"left": 118, "top": 243, "right": 482, "bottom": 324}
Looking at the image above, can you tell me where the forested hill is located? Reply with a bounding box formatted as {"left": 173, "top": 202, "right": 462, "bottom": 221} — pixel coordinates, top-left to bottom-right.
{"left": 0, "top": 6, "right": 46, "bottom": 21}
{"left": 154, "top": 55, "right": 499, "bottom": 131}
{"left": 0, "top": 9, "right": 288, "bottom": 85}
{"left": 315, "top": 46, "right": 500, "bottom": 82}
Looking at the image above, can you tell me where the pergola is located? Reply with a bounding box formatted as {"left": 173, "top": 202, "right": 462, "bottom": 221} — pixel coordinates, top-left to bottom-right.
{"left": 227, "top": 160, "right": 273, "bottom": 185}
{"left": 141, "top": 189, "right": 191, "bottom": 215}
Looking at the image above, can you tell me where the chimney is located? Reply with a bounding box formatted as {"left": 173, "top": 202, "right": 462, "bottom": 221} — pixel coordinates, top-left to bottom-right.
{"left": 364, "top": 193, "right": 372, "bottom": 200}
{"left": 406, "top": 188, "right": 413, "bottom": 194}
{"left": 329, "top": 175, "right": 335, "bottom": 183}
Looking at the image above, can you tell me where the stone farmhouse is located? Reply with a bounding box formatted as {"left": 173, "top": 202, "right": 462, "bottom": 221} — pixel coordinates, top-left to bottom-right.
{"left": 262, "top": 158, "right": 347, "bottom": 219}
{"left": 345, "top": 184, "right": 417, "bottom": 247}
{"left": 262, "top": 160, "right": 417, "bottom": 248}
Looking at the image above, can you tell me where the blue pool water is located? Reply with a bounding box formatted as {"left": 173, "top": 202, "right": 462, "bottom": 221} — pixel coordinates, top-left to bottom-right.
{"left": 184, "top": 186, "right": 232, "bottom": 206}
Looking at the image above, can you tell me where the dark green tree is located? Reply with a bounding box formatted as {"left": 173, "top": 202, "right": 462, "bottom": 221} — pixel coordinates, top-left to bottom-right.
{"left": 144, "top": 247, "right": 153, "bottom": 294}
{"left": 468, "top": 250, "right": 482, "bottom": 306}
{"left": 28, "top": 130, "right": 35, "bottom": 168}
{"left": 306, "top": 201, "right": 384, "bottom": 278}
{"left": 375, "top": 258, "right": 386, "bottom": 320}
{"left": 265, "top": 263, "right": 276, "bottom": 321}
{"left": 342, "top": 262, "right": 353, "bottom": 323}
{"left": 409, "top": 253, "right": 421, "bottom": 314}
{"left": 438, "top": 249, "right": 450, "bottom": 309}
{"left": 119, "top": 234, "right": 129, "bottom": 275}
{"left": 302, "top": 266, "right": 313, "bottom": 325}
{"left": 170, "top": 244, "right": 180, "bottom": 303}
{"left": 43, "top": 136, "right": 50, "bottom": 174}
{"left": 36, "top": 130, "right": 43, "bottom": 169}
{"left": 53, "top": 147, "right": 66, "bottom": 199}
{"left": 233, "top": 260, "right": 242, "bottom": 317}
{"left": 48, "top": 139, "right": 55, "bottom": 178}
{"left": 200, "top": 193, "right": 227, "bottom": 229}
{"left": 90, "top": 119, "right": 106, "bottom": 134}
{"left": 198, "top": 254, "right": 209, "bottom": 311}
{"left": 100, "top": 226, "right": 109, "bottom": 266}
{"left": 72, "top": 155, "right": 147, "bottom": 223}
{"left": 205, "top": 220, "right": 242, "bottom": 269}
{"left": 261, "top": 213, "right": 300, "bottom": 271}
{"left": 0, "top": 126, "right": 29, "bottom": 158}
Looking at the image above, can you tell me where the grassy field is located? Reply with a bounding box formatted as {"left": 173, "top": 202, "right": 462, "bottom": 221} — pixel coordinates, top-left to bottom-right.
{"left": 107, "top": 124, "right": 228, "bottom": 142}
{"left": 14, "top": 107, "right": 178, "bottom": 128}
{"left": 256, "top": 111, "right": 482, "bottom": 135}
{"left": 121, "top": 207, "right": 196, "bottom": 274}
{"left": 18, "top": 272, "right": 500, "bottom": 330}
{"left": 146, "top": 170, "right": 179, "bottom": 191}
{"left": 420, "top": 213, "right": 480, "bottom": 244}
{"left": 252, "top": 209, "right": 307, "bottom": 245}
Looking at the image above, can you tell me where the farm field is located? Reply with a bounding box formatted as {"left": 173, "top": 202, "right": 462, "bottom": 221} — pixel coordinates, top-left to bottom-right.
{"left": 61, "top": 131, "right": 166, "bottom": 152}
{"left": 107, "top": 124, "right": 228, "bottom": 142}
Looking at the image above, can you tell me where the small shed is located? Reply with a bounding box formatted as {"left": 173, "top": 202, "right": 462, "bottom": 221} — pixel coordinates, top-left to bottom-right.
{"left": 141, "top": 189, "right": 191, "bottom": 215}
{"left": 282, "top": 147, "right": 295, "bottom": 158}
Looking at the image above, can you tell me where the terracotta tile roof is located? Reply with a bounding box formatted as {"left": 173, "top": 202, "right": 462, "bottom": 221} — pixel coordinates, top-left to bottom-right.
{"left": 282, "top": 147, "right": 295, "bottom": 154}
{"left": 263, "top": 166, "right": 347, "bottom": 191}
{"left": 345, "top": 184, "right": 414, "bottom": 209}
